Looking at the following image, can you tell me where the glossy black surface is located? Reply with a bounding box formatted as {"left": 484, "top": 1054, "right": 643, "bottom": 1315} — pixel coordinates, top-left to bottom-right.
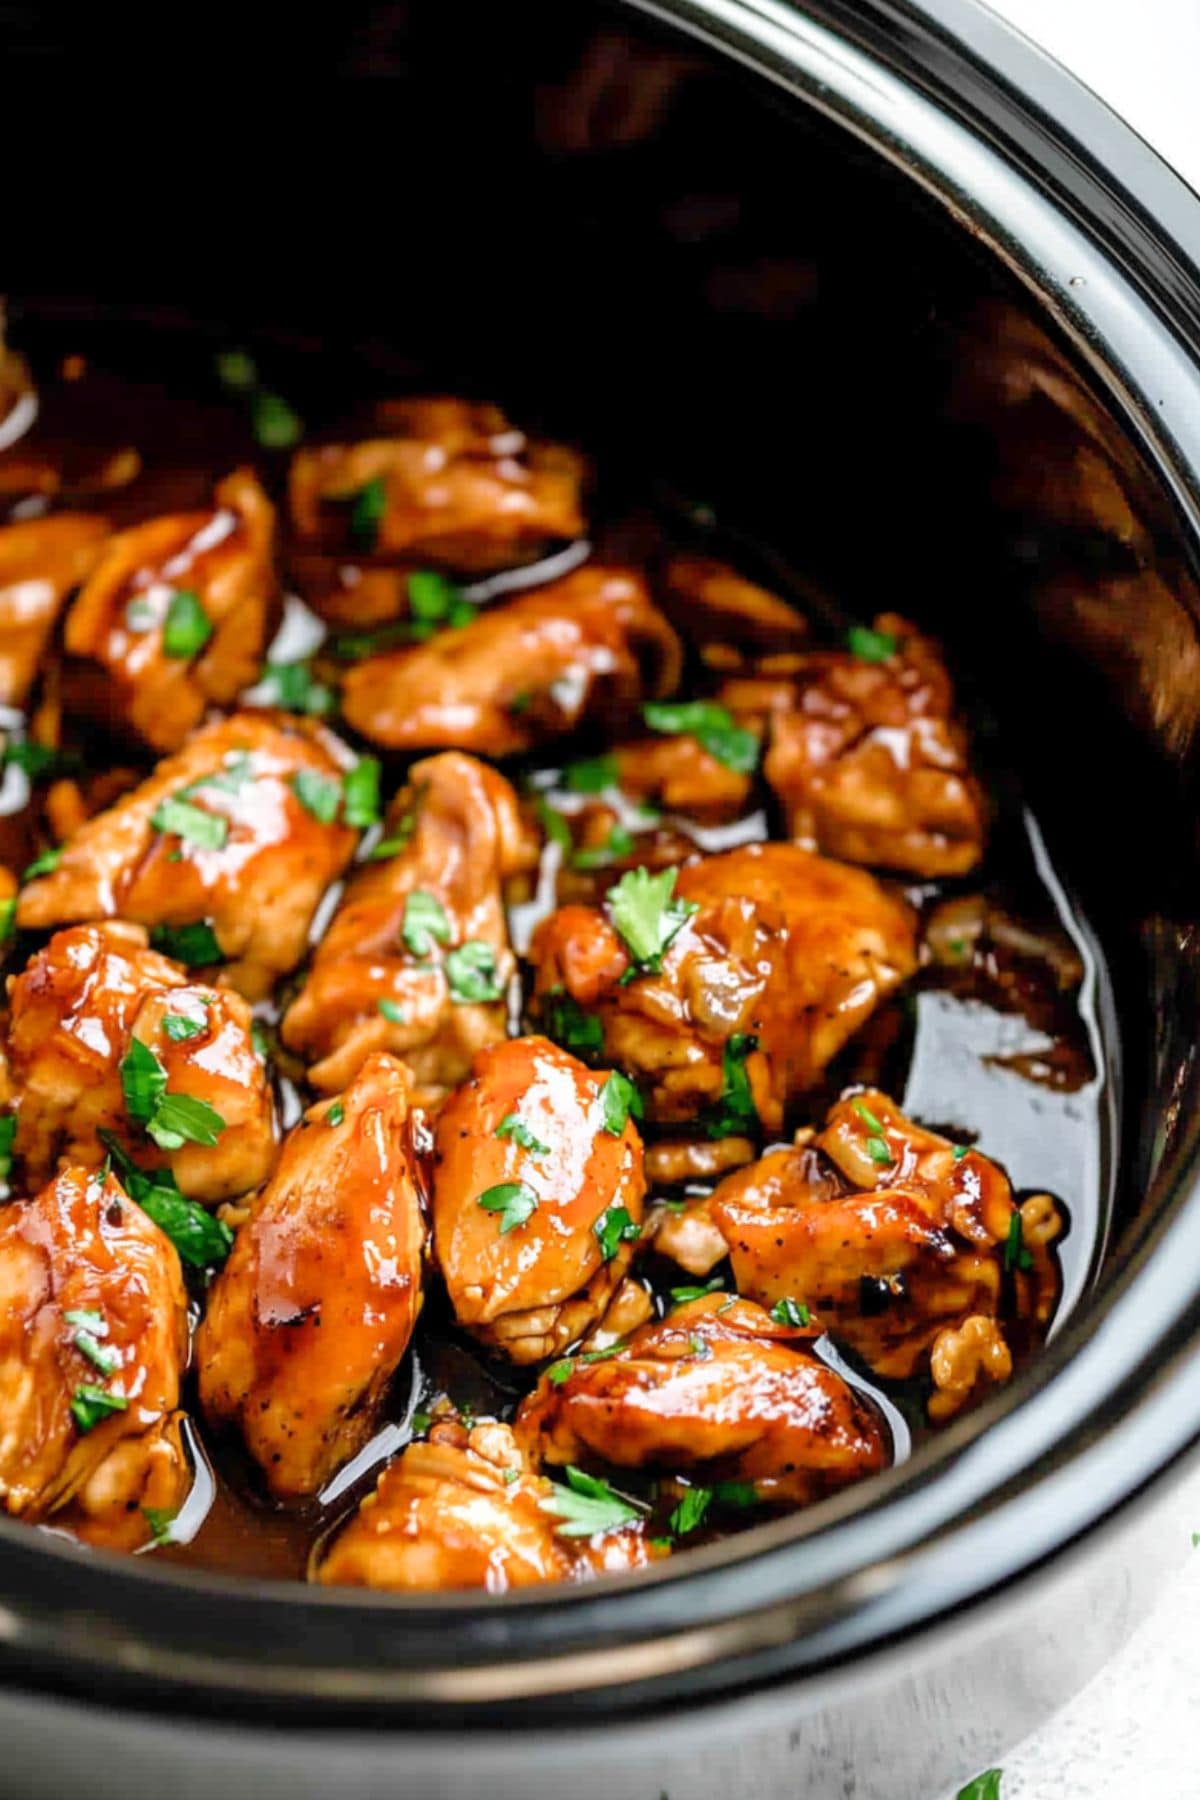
{"left": 1, "top": 0, "right": 1199, "bottom": 1732}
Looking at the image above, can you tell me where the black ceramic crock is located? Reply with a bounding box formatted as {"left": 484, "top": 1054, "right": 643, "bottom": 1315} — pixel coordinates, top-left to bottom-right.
{"left": 2, "top": 2, "right": 1200, "bottom": 1794}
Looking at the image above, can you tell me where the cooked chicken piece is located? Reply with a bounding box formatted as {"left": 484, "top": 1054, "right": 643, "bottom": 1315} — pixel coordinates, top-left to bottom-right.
{"left": 64, "top": 469, "right": 277, "bottom": 751}
{"left": 7, "top": 923, "right": 276, "bottom": 1202}
{"left": 197, "top": 1053, "right": 427, "bottom": 1497}
{"left": 341, "top": 566, "right": 681, "bottom": 755}
{"left": 529, "top": 844, "right": 916, "bottom": 1133}
{"left": 663, "top": 555, "right": 808, "bottom": 652}
{"left": 289, "top": 398, "right": 584, "bottom": 595}
{"left": 60, "top": 1410, "right": 192, "bottom": 1552}
{"left": 432, "top": 1035, "right": 646, "bottom": 1363}
{"left": 757, "top": 613, "right": 986, "bottom": 877}
{"left": 282, "top": 752, "right": 537, "bottom": 1096}
{"left": 516, "top": 1292, "right": 889, "bottom": 1506}
{"left": 610, "top": 732, "right": 757, "bottom": 818}
{"left": 16, "top": 714, "right": 359, "bottom": 998}
{"left": 0, "top": 514, "right": 110, "bottom": 707}
{"left": 649, "top": 1192, "right": 730, "bottom": 1275}
{"left": 0, "top": 1163, "right": 188, "bottom": 1537}
{"left": 709, "top": 1089, "right": 1063, "bottom": 1413}
{"left": 316, "top": 1418, "right": 657, "bottom": 1592}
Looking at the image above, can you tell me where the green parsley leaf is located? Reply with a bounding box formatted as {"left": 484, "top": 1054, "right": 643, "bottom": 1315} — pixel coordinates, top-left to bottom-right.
{"left": 1003, "top": 1210, "right": 1034, "bottom": 1273}
{"left": 70, "top": 1385, "right": 128, "bottom": 1433}
{"left": 702, "top": 1032, "right": 759, "bottom": 1139}
{"left": 408, "top": 570, "right": 473, "bottom": 634}
{"left": 846, "top": 624, "right": 898, "bottom": 664}
{"left": 290, "top": 768, "right": 342, "bottom": 824}
{"left": 67, "top": 1311, "right": 122, "bottom": 1378}
{"left": 953, "top": 1144, "right": 970, "bottom": 1161}
{"left": 495, "top": 1113, "right": 551, "bottom": 1157}
{"left": 564, "top": 752, "right": 620, "bottom": 794}
{"left": 150, "top": 795, "right": 228, "bottom": 852}
{"left": 146, "top": 1092, "right": 225, "bottom": 1152}
{"left": 445, "top": 939, "right": 503, "bottom": 1004}
{"left": 402, "top": 890, "right": 451, "bottom": 959}
{"left": 342, "top": 757, "right": 382, "bottom": 829}
{"left": 185, "top": 752, "right": 256, "bottom": 798}
{"left": 599, "top": 1070, "right": 642, "bottom": 1136}
{"left": 23, "top": 846, "right": 62, "bottom": 881}
{"left": 770, "top": 1297, "right": 811, "bottom": 1328}
{"left": 852, "top": 1100, "right": 886, "bottom": 1134}
{"left": 349, "top": 477, "right": 387, "bottom": 551}
{"left": 866, "top": 1136, "right": 893, "bottom": 1166}
{"left": 608, "top": 866, "right": 697, "bottom": 976}
{"left": 547, "top": 1358, "right": 576, "bottom": 1386}
{"left": 0, "top": 1113, "right": 16, "bottom": 1187}
{"left": 255, "top": 659, "right": 334, "bottom": 717}
{"left": 642, "top": 700, "right": 759, "bottom": 774}
{"left": 572, "top": 824, "right": 635, "bottom": 870}
{"left": 63, "top": 1307, "right": 106, "bottom": 1334}
{"left": 669, "top": 1277, "right": 725, "bottom": 1307}
{"left": 142, "top": 1506, "right": 177, "bottom": 1547}
{"left": 368, "top": 809, "right": 418, "bottom": 861}
{"left": 215, "top": 348, "right": 258, "bottom": 390}
{"left": 712, "top": 1481, "right": 759, "bottom": 1510}
{"left": 687, "top": 1332, "right": 711, "bottom": 1357}
{"left": 535, "top": 795, "right": 572, "bottom": 852}
{"left": 3, "top": 740, "right": 78, "bottom": 780}
{"left": 251, "top": 390, "right": 303, "bottom": 450}
{"left": 120, "top": 1038, "right": 168, "bottom": 1125}
{"left": 539, "top": 1465, "right": 644, "bottom": 1539}
{"left": 99, "top": 1132, "right": 233, "bottom": 1269}
{"left": 149, "top": 921, "right": 222, "bottom": 966}
{"left": 541, "top": 990, "right": 603, "bottom": 1060}
{"left": 579, "top": 1341, "right": 627, "bottom": 1364}
{"left": 377, "top": 998, "right": 407, "bottom": 1024}
{"left": 955, "top": 1773, "right": 1002, "bottom": 1800}
{"left": 593, "top": 1203, "right": 640, "bottom": 1262}
{"left": 162, "top": 591, "right": 214, "bottom": 660}
{"left": 409, "top": 1411, "right": 431, "bottom": 1435}
{"left": 502, "top": 1467, "right": 520, "bottom": 1485}
{"left": 327, "top": 1101, "right": 345, "bottom": 1127}
{"left": 668, "top": 1485, "right": 712, "bottom": 1537}
{"left": 0, "top": 897, "right": 14, "bottom": 944}
{"left": 477, "top": 1181, "right": 538, "bottom": 1234}
{"left": 162, "top": 1012, "right": 205, "bottom": 1043}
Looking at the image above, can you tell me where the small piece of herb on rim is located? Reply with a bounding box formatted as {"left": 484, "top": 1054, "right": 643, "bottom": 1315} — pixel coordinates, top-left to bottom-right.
{"left": 445, "top": 940, "right": 503, "bottom": 1004}
{"left": 593, "top": 1203, "right": 640, "bottom": 1263}
{"left": 643, "top": 700, "right": 759, "bottom": 774}
{"left": 477, "top": 1181, "right": 538, "bottom": 1234}
{"left": 402, "top": 890, "right": 451, "bottom": 959}
{"left": 162, "top": 590, "right": 214, "bottom": 660}
{"left": 539, "top": 1465, "right": 645, "bottom": 1539}
{"left": 495, "top": 1113, "right": 551, "bottom": 1157}
{"left": 770, "top": 1297, "right": 811, "bottom": 1328}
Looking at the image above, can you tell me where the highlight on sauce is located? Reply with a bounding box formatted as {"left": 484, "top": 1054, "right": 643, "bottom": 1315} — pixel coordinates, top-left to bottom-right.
{"left": 0, "top": 320, "right": 1107, "bottom": 1591}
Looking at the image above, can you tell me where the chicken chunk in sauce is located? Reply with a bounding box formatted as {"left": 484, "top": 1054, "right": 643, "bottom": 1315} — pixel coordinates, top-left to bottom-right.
{"left": 16, "top": 713, "right": 360, "bottom": 998}
{"left": 282, "top": 752, "right": 537, "bottom": 1097}
{"left": 196, "top": 1053, "right": 427, "bottom": 1497}
{"left": 6, "top": 922, "right": 276, "bottom": 1203}
{"left": 530, "top": 844, "right": 916, "bottom": 1132}
{"left": 0, "top": 1163, "right": 189, "bottom": 1545}
{"left": 0, "top": 514, "right": 109, "bottom": 708}
{"left": 433, "top": 1035, "right": 646, "bottom": 1364}
{"left": 709, "top": 1088, "right": 1063, "bottom": 1416}
{"left": 516, "top": 1293, "right": 889, "bottom": 1506}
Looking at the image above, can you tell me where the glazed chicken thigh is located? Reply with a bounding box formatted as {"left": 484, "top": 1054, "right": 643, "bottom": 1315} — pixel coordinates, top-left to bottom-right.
{"left": 0, "top": 513, "right": 109, "bottom": 707}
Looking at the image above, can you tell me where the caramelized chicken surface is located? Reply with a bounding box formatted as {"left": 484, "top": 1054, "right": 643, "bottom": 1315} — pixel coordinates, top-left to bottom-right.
{"left": 196, "top": 1053, "right": 427, "bottom": 1497}
{"left": 64, "top": 469, "right": 276, "bottom": 751}
{"left": 709, "top": 1089, "right": 1063, "bottom": 1415}
{"left": 0, "top": 514, "right": 110, "bottom": 707}
{"left": 663, "top": 554, "right": 809, "bottom": 653}
{"left": 289, "top": 397, "right": 584, "bottom": 591}
{"left": 516, "top": 1293, "right": 889, "bottom": 1505}
{"left": 0, "top": 1163, "right": 188, "bottom": 1541}
{"left": 7, "top": 922, "right": 276, "bottom": 1202}
{"left": 530, "top": 844, "right": 916, "bottom": 1132}
{"left": 433, "top": 1035, "right": 646, "bottom": 1363}
{"left": 16, "top": 713, "right": 359, "bottom": 997}
{"left": 282, "top": 752, "right": 537, "bottom": 1096}
{"left": 341, "top": 566, "right": 681, "bottom": 754}
{"left": 755, "top": 613, "right": 986, "bottom": 877}
{"left": 316, "top": 1418, "right": 656, "bottom": 1592}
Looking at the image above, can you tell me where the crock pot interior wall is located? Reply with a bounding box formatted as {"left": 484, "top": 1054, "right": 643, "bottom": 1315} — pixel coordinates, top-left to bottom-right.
{"left": 3, "top": 0, "right": 1200, "bottom": 1692}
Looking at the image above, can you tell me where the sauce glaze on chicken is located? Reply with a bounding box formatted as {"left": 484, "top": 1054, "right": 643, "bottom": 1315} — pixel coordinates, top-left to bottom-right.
{"left": 0, "top": 333, "right": 1097, "bottom": 1593}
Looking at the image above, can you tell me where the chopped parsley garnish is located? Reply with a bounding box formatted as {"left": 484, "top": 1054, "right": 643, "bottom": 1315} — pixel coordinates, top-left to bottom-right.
{"left": 572, "top": 824, "right": 635, "bottom": 870}
{"left": 408, "top": 570, "right": 474, "bottom": 636}
{"left": 377, "top": 998, "right": 407, "bottom": 1024}
{"left": 846, "top": 624, "right": 898, "bottom": 664}
{"left": 712, "top": 1481, "right": 759, "bottom": 1510}
{"left": 120, "top": 1037, "right": 167, "bottom": 1125}
{"left": 162, "top": 1012, "right": 205, "bottom": 1043}
{"left": 142, "top": 1506, "right": 177, "bottom": 1547}
{"left": 290, "top": 768, "right": 342, "bottom": 824}
{"left": 547, "top": 1359, "right": 576, "bottom": 1386}
{"left": 593, "top": 1202, "right": 640, "bottom": 1263}
{"left": 495, "top": 1113, "right": 551, "bottom": 1157}
{"left": 368, "top": 808, "right": 418, "bottom": 861}
{"left": 564, "top": 752, "right": 619, "bottom": 794}
{"left": 502, "top": 1467, "right": 520, "bottom": 1485}
{"left": 99, "top": 1133, "right": 233, "bottom": 1269}
{"left": 118, "top": 1039, "right": 225, "bottom": 1149}
{"left": 348, "top": 476, "right": 388, "bottom": 551}
{"left": 162, "top": 590, "right": 214, "bottom": 660}
{"left": 187, "top": 752, "right": 255, "bottom": 797}
{"left": 541, "top": 990, "right": 604, "bottom": 1060}
{"left": 445, "top": 940, "right": 503, "bottom": 1003}
{"left": 669, "top": 1277, "right": 725, "bottom": 1307}
{"left": 150, "top": 921, "right": 222, "bottom": 966}
{"left": 687, "top": 1332, "right": 710, "bottom": 1357}
{"left": 3, "top": 740, "right": 78, "bottom": 780}
{"left": 251, "top": 390, "right": 303, "bottom": 450}
{"left": 535, "top": 795, "right": 572, "bottom": 852}
{"left": 852, "top": 1099, "right": 893, "bottom": 1166}
{"left": 0, "top": 897, "right": 14, "bottom": 943}
{"left": 409, "top": 1411, "right": 431, "bottom": 1435}
{"left": 701, "top": 1033, "right": 759, "bottom": 1139}
{"left": 215, "top": 348, "right": 258, "bottom": 390}
{"left": 327, "top": 1101, "right": 345, "bottom": 1127}
{"left": 1003, "top": 1210, "right": 1034, "bottom": 1273}
{"left": 65, "top": 1307, "right": 121, "bottom": 1377}
{"left": 770, "top": 1297, "right": 811, "bottom": 1327}
{"left": 668, "top": 1485, "right": 712, "bottom": 1537}
{"left": 150, "top": 795, "right": 228, "bottom": 852}
{"left": 643, "top": 700, "right": 759, "bottom": 774}
{"left": 250, "top": 1020, "right": 271, "bottom": 1061}
{"left": 598, "top": 1070, "right": 642, "bottom": 1136}
{"left": 477, "top": 1180, "right": 538, "bottom": 1234}
{"left": 955, "top": 1773, "right": 1002, "bottom": 1800}
{"left": 608, "top": 866, "right": 697, "bottom": 978}
{"left": 255, "top": 659, "right": 334, "bottom": 717}
{"left": 70, "top": 1385, "right": 128, "bottom": 1433}
{"left": 539, "top": 1465, "right": 645, "bottom": 1538}
{"left": 953, "top": 1144, "right": 970, "bottom": 1161}
{"left": 23, "top": 846, "right": 62, "bottom": 881}
{"left": 402, "top": 890, "right": 451, "bottom": 959}
{"left": 342, "top": 757, "right": 382, "bottom": 829}
{"left": 0, "top": 1113, "right": 17, "bottom": 1188}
